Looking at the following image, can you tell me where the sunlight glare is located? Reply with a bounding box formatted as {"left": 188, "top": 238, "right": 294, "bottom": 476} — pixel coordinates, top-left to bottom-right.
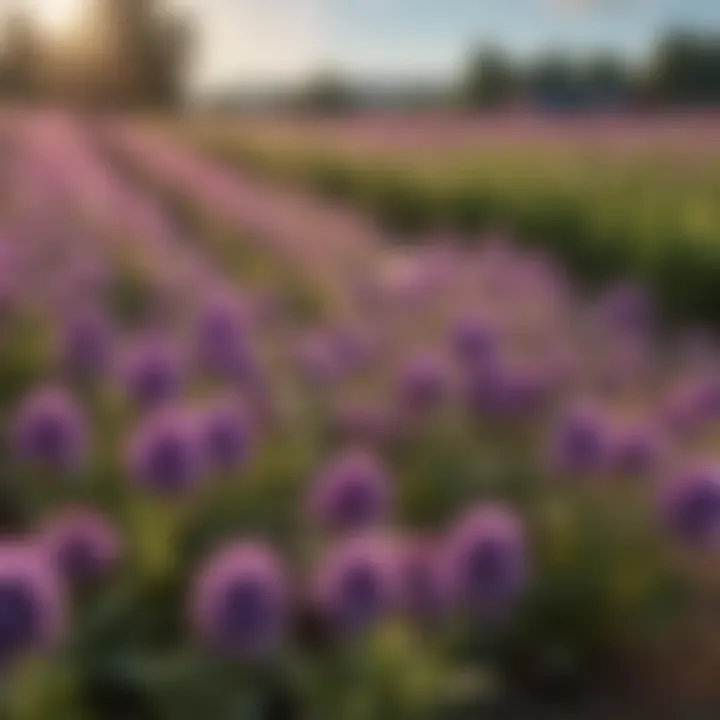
{"left": 31, "top": 0, "right": 87, "bottom": 35}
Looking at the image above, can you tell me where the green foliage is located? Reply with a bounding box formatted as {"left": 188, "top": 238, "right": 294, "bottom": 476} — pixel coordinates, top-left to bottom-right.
{"left": 650, "top": 30, "right": 720, "bottom": 106}
{"left": 107, "top": 256, "right": 160, "bottom": 328}
{"left": 459, "top": 30, "right": 720, "bottom": 110}
{"left": 190, "top": 130, "right": 720, "bottom": 324}
{"left": 461, "top": 46, "right": 519, "bottom": 108}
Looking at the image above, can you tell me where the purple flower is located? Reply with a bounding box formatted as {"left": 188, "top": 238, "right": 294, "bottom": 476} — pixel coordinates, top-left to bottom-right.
{"left": 127, "top": 408, "right": 204, "bottom": 496}
{"left": 39, "top": 507, "right": 121, "bottom": 586}
{"left": 684, "top": 375, "right": 720, "bottom": 425}
{"left": 397, "top": 353, "right": 450, "bottom": 414}
{"left": 194, "top": 292, "right": 250, "bottom": 378}
{"left": 198, "top": 399, "right": 252, "bottom": 473}
{"left": 308, "top": 449, "right": 391, "bottom": 532}
{"left": 551, "top": 404, "right": 611, "bottom": 475}
{"left": 595, "top": 282, "right": 654, "bottom": 336}
{"left": 59, "top": 255, "right": 110, "bottom": 306}
{"left": 59, "top": 309, "right": 114, "bottom": 379}
{"left": 396, "top": 537, "right": 445, "bottom": 621}
{"left": 451, "top": 316, "right": 496, "bottom": 366}
{"left": 465, "top": 361, "right": 513, "bottom": 418}
{"left": 313, "top": 534, "right": 398, "bottom": 634}
{"left": 467, "top": 360, "right": 546, "bottom": 421}
{"left": 120, "top": 336, "right": 183, "bottom": 407}
{"left": 295, "top": 332, "right": 344, "bottom": 386}
{"left": 599, "top": 338, "right": 653, "bottom": 393}
{"left": 663, "top": 378, "right": 707, "bottom": 435}
{"left": 506, "top": 365, "right": 550, "bottom": 415}
{"left": 441, "top": 504, "right": 527, "bottom": 617}
{"left": 13, "top": 387, "right": 88, "bottom": 472}
{"left": 328, "top": 326, "right": 374, "bottom": 374}
{"left": 609, "top": 422, "right": 666, "bottom": 477}
{"left": 0, "top": 542, "right": 64, "bottom": 666}
{"left": 190, "top": 542, "right": 287, "bottom": 659}
{"left": 662, "top": 467, "right": 720, "bottom": 547}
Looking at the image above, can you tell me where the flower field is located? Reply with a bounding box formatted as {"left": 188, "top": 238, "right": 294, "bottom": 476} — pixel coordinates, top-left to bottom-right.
{"left": 180, "top": 113, "right": 720, "bottom": 324}
{"left": 1, "top": 111, "right": 720, "bottom": 717}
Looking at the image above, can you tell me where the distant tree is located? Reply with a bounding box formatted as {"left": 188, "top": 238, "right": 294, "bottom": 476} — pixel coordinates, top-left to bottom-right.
{"left": 461, "top": 45, "right": 518, "bottom": 108}
{"left": 0, "top": 9, "right": 42, "bottom": 101}
{"left": 648, "top": 30, "right": 720, "bottom": 106}
{"left": 526, "top": 53, "right": 582, "bottom": 111}
{"left": 0, "top": 0, "right": 191, "bottom": 108}
{"left": 81, "top": 0, "right": 193, "bottom": 109}
{"left": 582, "top": 53, "right": 633, "bottom": 106}
{"left": 298, "top": 69, "right": 356, "bottom": 114}
{"left": 149, "top": 12, "right": 194, "bottom": 108}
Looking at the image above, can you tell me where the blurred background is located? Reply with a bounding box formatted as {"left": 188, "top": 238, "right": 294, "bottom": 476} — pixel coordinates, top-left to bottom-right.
{"left": 0, "top": 0, "right": 718, "bottom": 113}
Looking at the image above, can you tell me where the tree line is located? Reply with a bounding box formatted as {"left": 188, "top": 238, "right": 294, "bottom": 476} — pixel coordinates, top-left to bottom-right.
{"left": 461, "top": 30, "right": 720, "bottom": 110}
{"left": 0, "top": 0, "right": 191, "bottom": 109}
{"left": 296, "top": 29, "right": 720, "bottom": 114}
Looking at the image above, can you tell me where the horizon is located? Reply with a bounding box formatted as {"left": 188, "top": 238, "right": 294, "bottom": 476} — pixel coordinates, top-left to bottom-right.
{"left": 183, "top": 0, "right": 720, "bottom": 93}
{"left": 2, "top": 0, "right": 720, "bottom": 93}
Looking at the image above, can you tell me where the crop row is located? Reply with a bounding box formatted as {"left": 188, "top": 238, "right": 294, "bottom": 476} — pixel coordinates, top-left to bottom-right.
{"left": 180, "top": 117, "right": 720, "bottom": 325}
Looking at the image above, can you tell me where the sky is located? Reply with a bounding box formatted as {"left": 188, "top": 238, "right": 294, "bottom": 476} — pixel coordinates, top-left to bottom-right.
{"left": 179, "top": 0, "right": 720, "bottom": 91}
{"left": 9, "top": 0, "right": 720, "bottom": 90}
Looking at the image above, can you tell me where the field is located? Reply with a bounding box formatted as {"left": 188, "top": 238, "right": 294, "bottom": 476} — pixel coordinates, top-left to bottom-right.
{"left": 1, "top": 110, "right": 720, "bottom": 717}
{"left": 180, "top": 113, "right": 720, "bottom": 323}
